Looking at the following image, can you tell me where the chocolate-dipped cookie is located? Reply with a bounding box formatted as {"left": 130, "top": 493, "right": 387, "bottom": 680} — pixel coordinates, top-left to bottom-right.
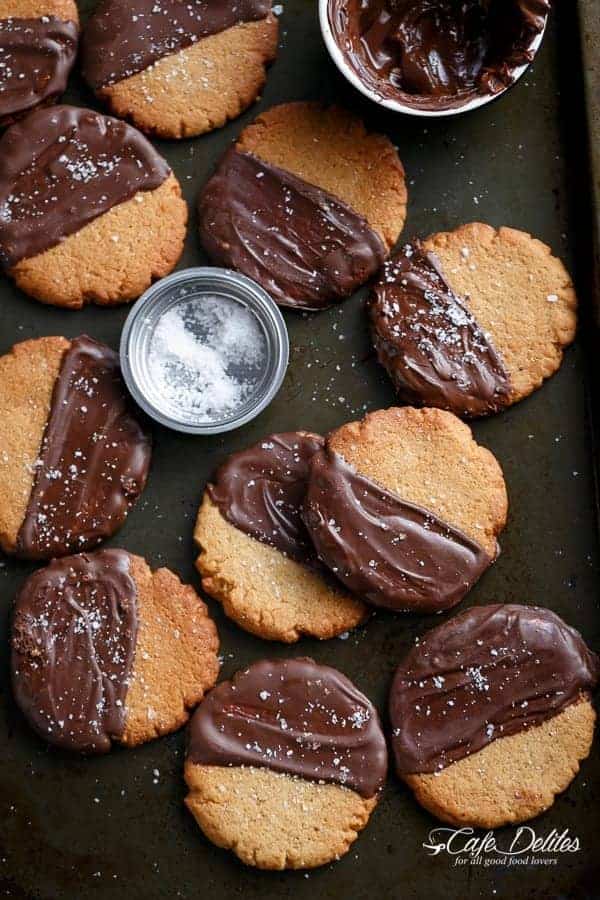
{"left": 390, "top": 604, "right": 599, "bottom": 827}
{"left": 368, "top": 224, "right": 577, "bottom": 417}
{"left": 194, "top": 432, "right": 367, "bottom": 642}
{"left": 82, "top": 0, "right": 278, "bottom": 139}
{"left": 303, "top": 407, "right": 507, "bottom": 613}
{"left": 198, "top": 102, "right": 407, "bottom": 311}
{"left": 0, "top": 335, "right": 151, "bottom": 559}
{"left": 0, "top": 0, "right": 78, "bottom": 127}
{"left": 0, "top": 105, "right": 187, "bottom": 307}
{"left": 184, "top": 657, "right": 387, "bottom": 870}
{"left": 12, "top": 549, "right": 220, "bottom": 753}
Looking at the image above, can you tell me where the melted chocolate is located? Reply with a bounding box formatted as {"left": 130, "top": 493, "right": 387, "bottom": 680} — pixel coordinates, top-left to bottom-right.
{"left": 0, "top": 17, "right": 78, "bottom": 124}
{"left": 0, "top": 105, "right": 170, "bottom": 268}
{"left": 187, "top": 657, "right": 387, "bottom": 797}
{"left": 17, "top": 336, "right": 151, "bottom": 560}
{"left": 198, "top": 148, "right": 387, "bottom": 311}
{"left": 11, "top": 549, "right": 138, "bottom": 753}
{"left": 390, "top": 604, "right": 599, "bottom": 774}
{"left": 303, "top": 448, "right": 492, "bottom": 612}
{"left": 82, "top": 0, "right": 272, "bottom": 89}
{"left": 207, "top": 432, "right": 324, "bottom": 563}
{"left": 328, "top": 0, "right": 550, "bottom": 111}
{"left": 368, "top": 244, "right": 512, "bottom": 417}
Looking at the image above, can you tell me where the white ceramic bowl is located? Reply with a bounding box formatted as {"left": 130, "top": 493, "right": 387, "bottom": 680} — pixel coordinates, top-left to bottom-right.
{"left": 319, "top": 0, "right": 548, "bottom": 118}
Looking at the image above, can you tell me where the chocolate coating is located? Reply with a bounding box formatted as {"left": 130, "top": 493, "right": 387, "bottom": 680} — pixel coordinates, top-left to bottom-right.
{"left": 187, "top": 657, "right": 387, "bottom": 798}
{"left": 0, "top": 17, "right": 78, "bottom": 125}
{"left": 207, "top": 431, "right": 324, "bottom": 563}
{"left": 0, "top": 105, "right": 170, "bottom": 268}
{"left": 11, "top": 549, "right": 138, "bottom": 754}
{"left": 82, "top": 0, "right": 272, "bottom": 90}
{"left": 17, "top": 335, "right": 151, "bottom": 560}
{"left": 303, "top": 448, "right": 492, "bottom": 612}
{"left": 368, "top": 244, "right": 512, "bottom": 417}
{"left": 328, "top": 0, "right": 550, "bottom": 111}
{"left": 390, "top": 604, "right": 600, "bottom": 775}
{"left": 198, "top": 147, "right": 387, "bottom": 311}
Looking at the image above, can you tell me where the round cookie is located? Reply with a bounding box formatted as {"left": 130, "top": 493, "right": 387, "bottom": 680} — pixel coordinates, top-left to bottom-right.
{"left": 0, "top": 335, "right": 151, "bottom": 560}
{"left": 368, "top": 224, "right": 577, "bottom": 417}
{"left": 389, "top": 604, "right": 599, "bottom": 828}
{"left": 0, "top": 105, "right": 187, "bottom": 308}
{"left": 11, "top": 548, "right": 220, "bottom": 753}
{"left": 184, "top": 657, "right": 387, "bottom": 870}
{"left": 82, "top": 0, "right": 278, "bottom": 140}
{"left": 0, "top": 0, "right": 78, "bottom": 127}
{"left": 303, "top": 407, "right": 507, "bottom": 613}
{"left": 198, "top": 101, "right": 407, "bottom": 311}
{"left": 194, "top": 432, "right": 367, "bottom": 642}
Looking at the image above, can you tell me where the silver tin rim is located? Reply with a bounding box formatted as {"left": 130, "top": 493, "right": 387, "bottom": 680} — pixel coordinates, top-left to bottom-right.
{"left": 318, "top": 0, "right": 547, "bottom": 119}
{"left": 120, "top": 268, "right": 289, "bottom": 435}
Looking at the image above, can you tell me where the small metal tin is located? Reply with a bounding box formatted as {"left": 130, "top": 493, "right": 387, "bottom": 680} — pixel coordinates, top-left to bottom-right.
{"left": 120, "top": 268, "right": 289, "bottom": 435}
{"left": 319, "top": 0, "right": 548, "bottom": 119}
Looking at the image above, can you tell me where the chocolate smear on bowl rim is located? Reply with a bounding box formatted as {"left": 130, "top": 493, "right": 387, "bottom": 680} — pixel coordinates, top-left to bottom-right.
{"left": 187, "top": 656, "right": 388, "bottom": 798}
{"left": 389, "top": 603, "right": 600, "bottom": 775}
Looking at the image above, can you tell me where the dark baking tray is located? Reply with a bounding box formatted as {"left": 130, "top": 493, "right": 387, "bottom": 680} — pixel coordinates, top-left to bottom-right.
{"left": 1, "top": 2, "right": 599, "bottom": 898}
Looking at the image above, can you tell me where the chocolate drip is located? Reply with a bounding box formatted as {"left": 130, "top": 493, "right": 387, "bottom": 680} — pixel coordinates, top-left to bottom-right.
{"left": 0, "top": 105, "right": 170, "bottom": 267}
{"left": 187, "top": 657, "right": 387, "bottom": 798}
{"left": 11, "top": 549, "right": 138, "bottom": 753}
{"left": 368, "top": 244, "right": 512, "bottom": 417}
{"left": 82, "top": 0, "right": 272, "bottom": 89}
{"left": 328, "top": 0, "right": 550, "bottom": 111}
{"left": 207, "top": 432, "right": 324, "bottom": 563}
{"left": 0, "top": 17, "right": 78, "bottom": 124}
{"left": 198, "top": 148, "right": 387, "bottom": 311}
{"left": 390, "top": 604, "right": 599, "bottom": 774}
{"left": 303, "top": 448, "right": 492, "bottom": 612}
{"left": 17, "top": 336, "right": 151, "bottom": 560}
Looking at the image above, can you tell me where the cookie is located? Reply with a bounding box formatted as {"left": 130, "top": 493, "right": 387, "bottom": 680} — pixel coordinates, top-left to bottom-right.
{"left": 303, "top": 407, "right": 507, "bottom": 612}
{"left": 11, "top": 548, "right": 220, "bottom": 753}
{"left": 368, "top": 224, "right": 577, "bottom": 417}
{"left": 390, "top": 604, "right": 599, "bottom": 828}
{"left": 82, "top": 0, "right": 278, "bottom": 139}
{"left": 0, "top": 335, "right": 151, "bottom": 560}
{"left": 0, "top": 104, "right": 187, "bottom": 308}
{"left": 184, "top": 657, "right": 387, "bottom": 869}
{"left": 0, "top": 0, "right": 78, "bottom": 127}
{"left": 194, "top": 432, "right": 367, "bottom": 642}
{"left": 198, "top": 101, "right": 407, "bottom": 310}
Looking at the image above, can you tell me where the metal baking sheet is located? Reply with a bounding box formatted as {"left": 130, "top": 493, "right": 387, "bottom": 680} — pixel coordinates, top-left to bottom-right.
{"left": 1, "top": 2, "right": 599, "bottom": 898}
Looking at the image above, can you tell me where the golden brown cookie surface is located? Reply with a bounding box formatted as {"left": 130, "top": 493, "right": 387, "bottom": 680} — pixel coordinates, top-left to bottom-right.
{"left": 198, "top": 102, "right": 406, "bottom": 310}
{"left": 184, "top": 657, "right": 386, "bottom": 869}
{"left": 82, "top": 0, "right": 278, "bottom": 139}
{"left": 390, "top": 604, "right": 599, "bottom": 827}
{"left": 304, "top": 407, "right": 507, "bottom": 612}
{"left": 369, "top": 224, "right": 577, "bottom": 416}
{"left": 194, "top": 432, "right": 367, "bottom": 642}
{"left": 0, "top": 105, "right": 186, "bottom": 307}
{"left": 11, "top": 548, "right": 220, "bottom": 753}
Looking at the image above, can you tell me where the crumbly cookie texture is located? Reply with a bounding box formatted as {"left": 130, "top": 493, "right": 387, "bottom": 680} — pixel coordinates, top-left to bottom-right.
{"left": 122, "top": 555, "right": 220, "bottom": 746}
{"left": 0, "top": 336, "right": 68, "bottom": 552}
{"left": 184, "top": 764, "right": 377, "bottom": 870}
{"left": 328, "top": 406, "right": 507, "bottom": 558}
{"left": 194, "top": 495, "right": 367, "bottom": 642}
{"left": 423, "top": 223, "right": 577, "bottom": 403}
{"left": 237, "top": 101, "right": 407, "bottom": 248}
{"left": 97, "top": 18, "right": 278, "bottom": 139}
{"left": 10, "top": 174, "right": 187, "bottom": 308}
{"left": 0, "top": 0, "right": 78, "bottom": 21}
{"left": 404, "top": 697, "right": 596, "bottom": 828}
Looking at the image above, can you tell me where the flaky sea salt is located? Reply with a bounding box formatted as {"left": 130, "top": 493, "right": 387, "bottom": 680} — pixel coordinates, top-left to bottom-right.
{"left": 147, "top": 295, "right": 267, "bottom": 423}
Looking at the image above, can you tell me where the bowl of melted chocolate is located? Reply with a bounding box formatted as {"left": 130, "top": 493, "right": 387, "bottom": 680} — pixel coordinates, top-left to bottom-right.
{"left": 322, "top": 0, "right": 551, "bottom": 115}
